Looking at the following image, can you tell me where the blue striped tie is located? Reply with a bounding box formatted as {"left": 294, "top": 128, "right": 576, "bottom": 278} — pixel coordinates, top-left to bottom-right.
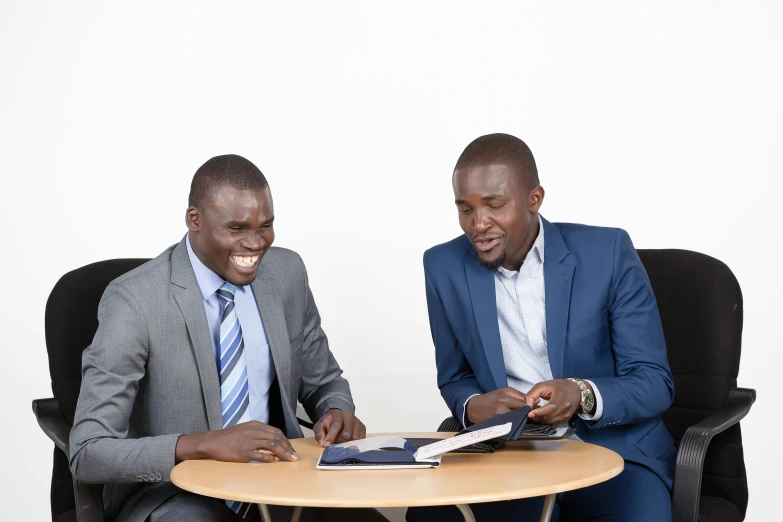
{"left": 217, "top": 283, "right": 254, "bottom": 519}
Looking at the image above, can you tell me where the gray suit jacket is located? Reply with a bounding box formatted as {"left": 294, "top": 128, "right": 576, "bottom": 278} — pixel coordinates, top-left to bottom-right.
{"left": 69, "top": 239, "right": 355, "bottom": 522}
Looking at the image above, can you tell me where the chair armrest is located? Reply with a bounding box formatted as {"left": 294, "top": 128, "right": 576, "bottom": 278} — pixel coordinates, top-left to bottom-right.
{"left": 32, "top": 398, "right": 71, "bottom": 455}
{"left": 297, "top": 417, "right": 314, "bottom": 430}
{"left": 438, "top": 416, "right": 462, "bottom": 432}
{"left": 32, "top": 399, "right": 106, "bottom": 520}
{"left": 296, "top": 403, "right": 315, "bottom": 430}
{"left": 73, "top": 482, "right": 106, "bottom": 522}
{"left": 672, "top": 387, "right": 756, "bottom": 522}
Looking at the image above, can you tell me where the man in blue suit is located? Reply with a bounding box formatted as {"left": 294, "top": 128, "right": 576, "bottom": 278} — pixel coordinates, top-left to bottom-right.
{"left": 407, "top": 134, "right": 676, "bottom": 522}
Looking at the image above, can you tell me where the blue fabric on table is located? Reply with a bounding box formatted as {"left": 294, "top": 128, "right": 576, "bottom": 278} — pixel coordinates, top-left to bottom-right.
{"left": 320, "top": 440, "right": 421, "bottom": 465}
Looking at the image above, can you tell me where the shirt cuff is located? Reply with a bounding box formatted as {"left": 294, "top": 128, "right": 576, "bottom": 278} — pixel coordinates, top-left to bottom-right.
{"left": 578, "top": 380, "right": 603, "bottom": 421}
{"left": 461, "top": 394, "right": 481, "bottom": 427}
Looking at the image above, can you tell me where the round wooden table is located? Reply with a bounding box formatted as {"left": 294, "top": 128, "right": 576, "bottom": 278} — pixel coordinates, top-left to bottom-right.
{"left": 171, "top": 432, "right": 624, "bottom": 522}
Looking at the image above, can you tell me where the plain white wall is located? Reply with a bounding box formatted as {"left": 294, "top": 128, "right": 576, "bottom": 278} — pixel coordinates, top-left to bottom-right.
{"left": 1, "top": 2, "right": 781, "bottom": 520}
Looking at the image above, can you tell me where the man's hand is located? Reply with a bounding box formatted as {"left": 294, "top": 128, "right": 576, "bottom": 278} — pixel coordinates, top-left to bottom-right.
{"left": 313, "top": 409, "right": 367, "bottom": 447}
{"left": 525, "top": 379, "right": 584, "bottom": 425}
{"left": 465, "top": 387, "right": 527, "bottom": 425}
{"left": 175, "top": 421, "right": 298, "bottom": 464}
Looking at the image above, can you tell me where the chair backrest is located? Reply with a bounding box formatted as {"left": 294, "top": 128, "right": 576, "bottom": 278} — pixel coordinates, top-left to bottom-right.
{"left": 44, "top": 258, "right": 149, "bottom": 520}
{"left": 637, "top": 249, "right": 748, "bottom": 517}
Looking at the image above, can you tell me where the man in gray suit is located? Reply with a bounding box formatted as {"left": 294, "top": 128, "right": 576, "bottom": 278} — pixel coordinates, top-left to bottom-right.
{"left": 69, "top": 155, "right": 387, "bottom": 522}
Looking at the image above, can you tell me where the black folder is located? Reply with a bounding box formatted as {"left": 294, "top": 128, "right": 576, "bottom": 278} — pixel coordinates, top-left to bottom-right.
{"left": 407, "top": 406, "right": 575, "bottom": 454}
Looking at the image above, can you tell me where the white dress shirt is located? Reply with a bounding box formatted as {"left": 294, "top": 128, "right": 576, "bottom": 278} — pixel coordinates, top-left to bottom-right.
{"left": 463, "top": 215, "right": 603, "bottom": 427}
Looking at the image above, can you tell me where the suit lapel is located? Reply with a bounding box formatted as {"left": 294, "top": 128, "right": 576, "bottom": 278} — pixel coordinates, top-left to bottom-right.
{"left": 251, "top": 262, "right": 297, "bottom": 433}
{"left": 170, "top": 239, "right": 223, "bottom": 431}
{"left": 542, "top": 218, "right": 574, "bottom": 379}
{"left": 464, "top": 250, "right": 508, "bottom": 390}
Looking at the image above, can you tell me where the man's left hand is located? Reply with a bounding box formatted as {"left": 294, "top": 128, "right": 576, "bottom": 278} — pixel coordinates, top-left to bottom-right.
{"left": 525, "top": 379, "right": 584, "bottom": 425}
{"left": 313, "top": 409, "right": 367, "bottom": 447}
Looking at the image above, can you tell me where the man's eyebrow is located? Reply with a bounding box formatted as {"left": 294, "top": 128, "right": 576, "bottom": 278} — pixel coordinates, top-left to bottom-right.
{"left": 454, "top": 193, "right": 507, "bottom": 205}
{"left": 481, "top": 193, "right": 506, "bottom": 201}
{"left": 224, "top": 216, "right": 274, "bottom": 227}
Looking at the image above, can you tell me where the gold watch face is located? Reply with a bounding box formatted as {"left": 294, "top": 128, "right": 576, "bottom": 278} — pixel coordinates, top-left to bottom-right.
{"left": 583, "top": 391, "right": 595, "bottom": 414}
{"left": 571, "top": 378, "right": 595, "bottom": 414}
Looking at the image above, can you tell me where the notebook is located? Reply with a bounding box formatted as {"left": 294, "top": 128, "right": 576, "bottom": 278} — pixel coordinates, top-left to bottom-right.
{"left": 316, "top": 422, "right": 513, "bottom": 470}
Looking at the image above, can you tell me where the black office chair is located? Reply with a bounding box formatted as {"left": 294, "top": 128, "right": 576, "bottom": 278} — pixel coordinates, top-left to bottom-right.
{"left": 33, "top": 259, "right": 316, "bottom": 522}
{"left": 34, "top": 259, "right": 148, "bottom": 522}
{"left": 437, "top": 249, "right": 755, "bottom": 522}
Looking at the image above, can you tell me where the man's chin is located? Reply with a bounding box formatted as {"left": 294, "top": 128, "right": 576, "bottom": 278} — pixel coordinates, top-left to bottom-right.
{"left": 232, "top": 275, "right": 257, "bottom": 287}
{"left": 477, "top": 251, "right": 506, "bottom": 272}
{"left": 222, "top": 268, "right": 258, "bottom": 287}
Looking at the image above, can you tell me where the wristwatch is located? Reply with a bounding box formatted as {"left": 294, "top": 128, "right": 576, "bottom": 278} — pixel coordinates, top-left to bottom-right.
{"left": 568, "top": 378, "right": 595, "bottom": 415}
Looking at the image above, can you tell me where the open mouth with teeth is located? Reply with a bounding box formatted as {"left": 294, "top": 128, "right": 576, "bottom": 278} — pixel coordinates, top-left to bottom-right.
{"left": 229, "top": 254, "right": 260, "bottom": 270}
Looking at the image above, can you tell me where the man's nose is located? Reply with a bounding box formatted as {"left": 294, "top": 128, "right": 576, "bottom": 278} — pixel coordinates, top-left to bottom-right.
{"left": 474, "top": 211, "right": 491, "bottom": 233}
{"left": 243, "top": 231, "right": 264, "bottom": 251}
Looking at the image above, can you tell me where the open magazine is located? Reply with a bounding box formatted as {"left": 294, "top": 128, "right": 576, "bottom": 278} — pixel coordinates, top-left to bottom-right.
{"left": 316, "top": 423, "right": 512, "bottom": 470}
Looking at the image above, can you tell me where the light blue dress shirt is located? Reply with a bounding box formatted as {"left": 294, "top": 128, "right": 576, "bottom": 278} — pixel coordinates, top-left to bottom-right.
{"left": 186, "top": 236, "right": 275, "bottom": 424}
{"left": 463, "top": 215, "right": 603, "bottom": 428}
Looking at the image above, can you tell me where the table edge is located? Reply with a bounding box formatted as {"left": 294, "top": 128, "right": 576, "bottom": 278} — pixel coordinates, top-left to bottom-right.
{"left": 171, "top": 460, "right": 625, "bottom": 508}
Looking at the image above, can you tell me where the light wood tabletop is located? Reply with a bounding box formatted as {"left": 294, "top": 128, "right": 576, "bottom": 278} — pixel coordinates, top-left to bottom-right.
{"left": 170, "top": 432, "right": 624, "bottom": 510}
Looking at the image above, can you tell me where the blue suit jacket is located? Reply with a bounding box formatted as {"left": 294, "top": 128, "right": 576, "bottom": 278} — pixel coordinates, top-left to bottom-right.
{"left": 423, "top": 217, "right": 677, "bottom": 488}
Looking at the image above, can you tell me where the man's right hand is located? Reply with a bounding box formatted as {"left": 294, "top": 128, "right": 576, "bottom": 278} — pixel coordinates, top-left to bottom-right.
{"left": 175, "top": 421, "right": 299, "bottom": 464}
{"left": 465, "top": 387, "right": 527, "bottom": 425}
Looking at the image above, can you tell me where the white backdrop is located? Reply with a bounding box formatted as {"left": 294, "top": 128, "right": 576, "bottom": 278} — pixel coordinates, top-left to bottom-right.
{"left": 1, "top": 2, "right": 781, "bottom": 520}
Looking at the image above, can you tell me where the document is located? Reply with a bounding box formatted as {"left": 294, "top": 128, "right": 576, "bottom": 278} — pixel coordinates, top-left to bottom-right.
{"left": 316, "top": 423, "right": 512, "bottom": 470}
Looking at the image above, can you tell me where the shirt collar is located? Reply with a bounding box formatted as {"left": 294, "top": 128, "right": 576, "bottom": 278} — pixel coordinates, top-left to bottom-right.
{"left": 531, "top": 213, "right": 545, "bottom": 263}
{"left": 496, "top": 214, "right": 545, "bottom": 278}
{"left": 186, "top": 235, "right": 246, "bottom": 301}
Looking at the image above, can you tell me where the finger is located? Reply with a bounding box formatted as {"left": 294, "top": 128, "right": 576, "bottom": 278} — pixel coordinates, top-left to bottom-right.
{"left": 247, "top": 450, "right": 279, "bottom": 463}
{"left": 255, "top": 429, "right": 298, "bottom": 459}
{"left": 498, "top": 396, "right": 527, "bottom": 411}
{"left": 525, "top": 384, "right": 551, "bottom": 408}
{"left": 254, "top": 436, "right": 299, "bottom": 462}
{"left": 325, "top": 417, "right": 343, "bottom": 446}
{"left": 528, "top": 401, "right": 559, "bottom": 422}
{"left": 246, "top": 423, "right": 292, "bottom": 447}
{"left": 531, "top": 390, "right": 574, "bottom": 424}
{"left": 353, "top": 420, "right": 366, "bottom": 440}
{"left": 257, "top": 424, "right": 286, "bottom": 438}
{"left": 337, "top": 415, "right": 354, "bottom": 443}
{"left": 501, "top": 387, "right": 527, "bottom": 400}
{"left": 313, "top": 416, "right": 330, "bottom": 446}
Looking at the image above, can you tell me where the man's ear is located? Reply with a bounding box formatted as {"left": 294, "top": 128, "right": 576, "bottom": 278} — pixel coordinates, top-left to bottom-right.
{"left": 530, "top": 186, "right": 545, "bottom": 212}
{"left": 185, "top": 207, "right": 200, "bottom": 231}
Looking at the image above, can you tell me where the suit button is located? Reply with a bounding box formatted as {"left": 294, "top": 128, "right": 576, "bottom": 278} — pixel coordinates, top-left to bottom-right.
{"left": 155, "top": 473, "right": 162, "bottom": 481}
{"left": 143, "top": 475, "right": 150, "bottom": 481}
{"left": 136, "top": 475, "right": 143, "bottom": 481}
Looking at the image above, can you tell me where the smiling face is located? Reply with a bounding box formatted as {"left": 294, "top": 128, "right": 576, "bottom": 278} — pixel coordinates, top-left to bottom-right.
{"left": 453, "top": 163, "right": 544, "bottom": 271}
{"left": 186, "top": 183, "right": 275, "bottom": 286}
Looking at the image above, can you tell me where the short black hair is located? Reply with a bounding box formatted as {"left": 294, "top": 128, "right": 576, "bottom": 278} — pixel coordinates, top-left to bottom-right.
{"left": 454, "top": 133, "right": 539, "bottom": 189}
{"left": 188, "top": 154, "right": 269, "bottom": 208}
